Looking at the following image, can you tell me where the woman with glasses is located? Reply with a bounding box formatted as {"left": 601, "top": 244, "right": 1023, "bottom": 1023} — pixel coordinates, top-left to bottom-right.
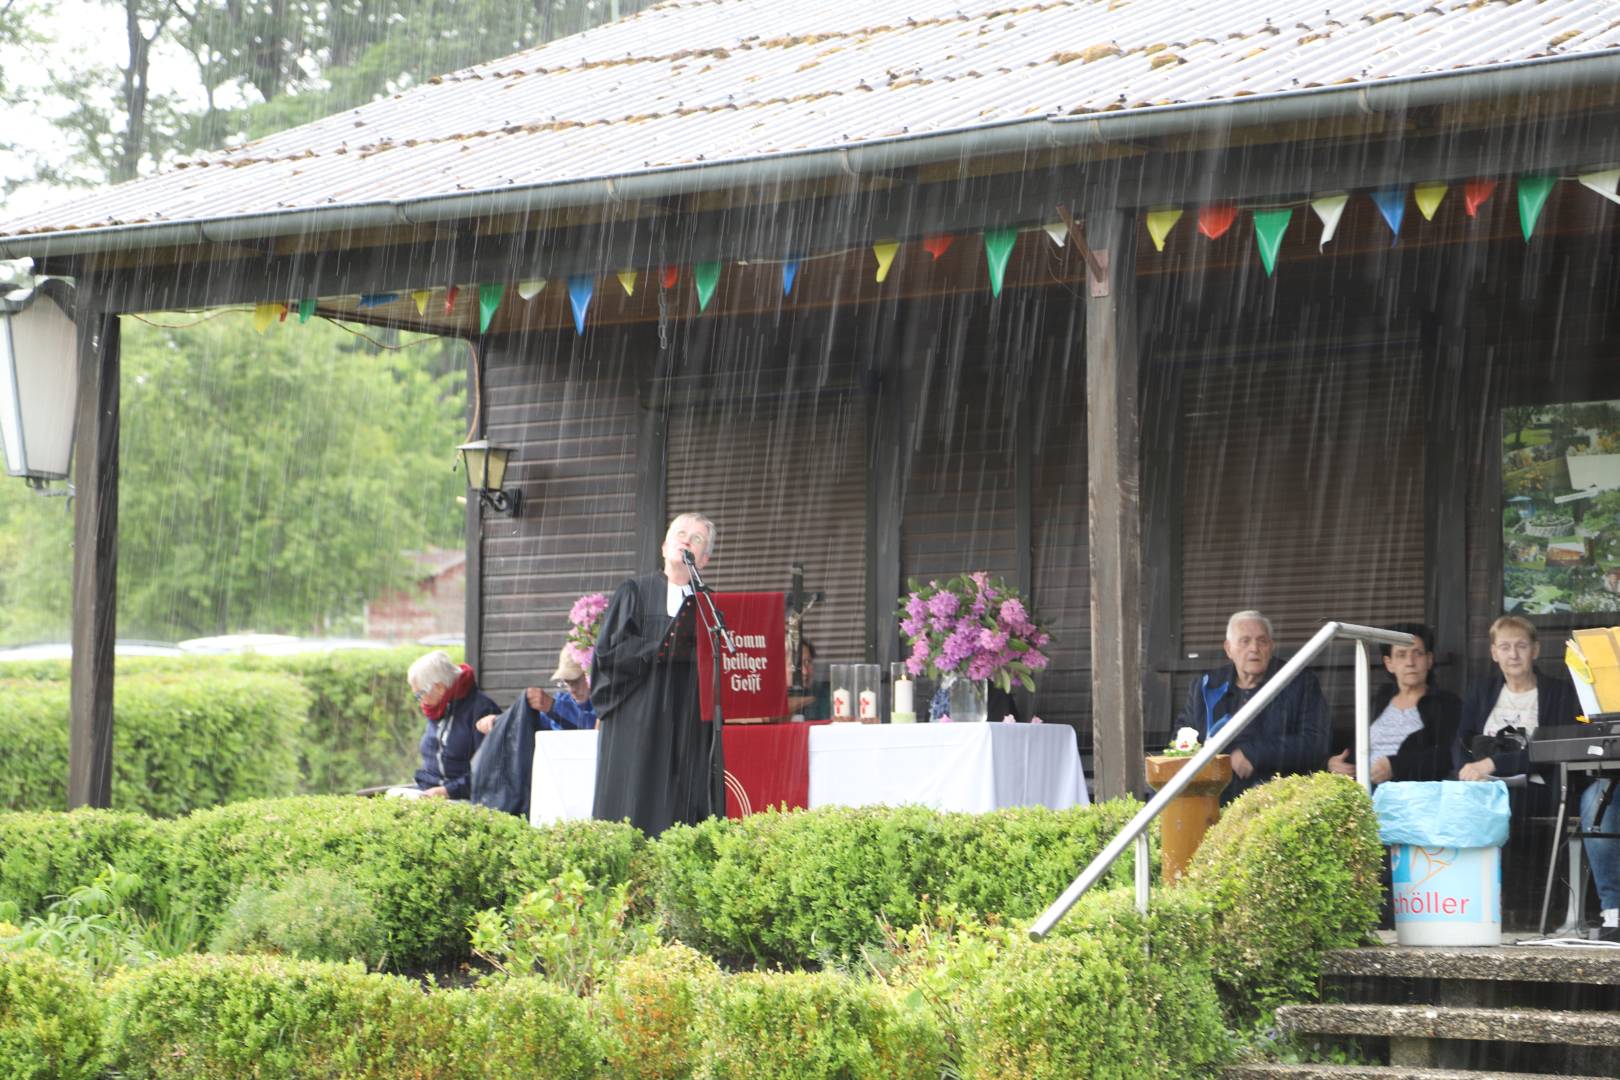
{"left": 476, "top": 646, "right": 596, "bottom": 735}
{"left": 403, "top": 649, "right": 500, "bottom": 799}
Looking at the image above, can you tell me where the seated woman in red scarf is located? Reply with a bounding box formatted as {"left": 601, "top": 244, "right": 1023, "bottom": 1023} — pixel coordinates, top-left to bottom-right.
{"left": 392, "top": 650, "right": 501, "bottom": 800}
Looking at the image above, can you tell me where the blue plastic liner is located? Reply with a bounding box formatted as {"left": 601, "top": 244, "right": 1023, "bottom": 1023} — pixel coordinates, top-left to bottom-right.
{"left": 1372, "top": 780, "right": 1511, "bottom": 848}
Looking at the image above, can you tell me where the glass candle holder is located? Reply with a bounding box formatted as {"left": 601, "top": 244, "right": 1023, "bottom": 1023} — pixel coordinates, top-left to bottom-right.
{"left": 889, "top": 662, "right": 916, "bottom": 724}
{"left": 854, "top": 663, "right": 881, "bottom": 723}
{"left": 830, "top": 663, "right": 854, "bottom": 721}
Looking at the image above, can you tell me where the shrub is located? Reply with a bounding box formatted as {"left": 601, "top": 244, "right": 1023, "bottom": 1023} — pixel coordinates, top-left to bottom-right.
{"left": 693, "top": 969, "right": 946, "bottom": 1080}
{"left": 0, "top": 866, "right": 167, "bottom": 977}
{"left": 0, "top": 809, "right": 173, "bottom": 918}
{"left": 599, "top": 942, "right": 722, "bottom": 1080}
{"left": 0, "top": 671, "right": 306, "bottom": 816}
{"left": 650, "top": 799, "right": 1146, "bottom": 967}
{"left": 209, "top": 868, "right": 387, "bottom": 967}
{"left": 470, "top": 866, "right": 654, "bottom": 995}
{"left": 0, "top": 950, "right": 103, "bottom": 1080}
{"left": 954, "top": 888, "right": 1230, "bottom": 1080}
{"left": 450, "top": 977, "right": 603, "bottom": 1079}
{"left": 1182, "top": 772, "right": 1383, "bottom": 1011}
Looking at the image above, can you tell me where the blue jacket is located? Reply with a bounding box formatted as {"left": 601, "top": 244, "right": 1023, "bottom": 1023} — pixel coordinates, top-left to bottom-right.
{"left": 1176, "top": 656, "right": 1330, "bottom": 804}
{"left": 414, "top": 685, "right": 500, "bottom": 799}
{"left": 539, "top": 692, "right": 596, "bottom": 731}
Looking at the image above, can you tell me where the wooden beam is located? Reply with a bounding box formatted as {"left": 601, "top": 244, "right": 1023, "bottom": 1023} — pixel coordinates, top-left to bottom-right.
{"left": 1085, "top": 209, "right": 1146, "bottom": 801}
{"left": 68, "top": 311, "right": 120, "bottom": 810}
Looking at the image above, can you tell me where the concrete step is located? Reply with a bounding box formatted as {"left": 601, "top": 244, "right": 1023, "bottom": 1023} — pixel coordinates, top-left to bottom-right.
{"left": 1275, "top": 1004, "right": 1620, "bottom": 1047}
{"left": 1324, "top": 944, "right": 1620, "bottom": 986}
{"left": 1224, "top": 1065, "right": 1614, "bottom": 1079}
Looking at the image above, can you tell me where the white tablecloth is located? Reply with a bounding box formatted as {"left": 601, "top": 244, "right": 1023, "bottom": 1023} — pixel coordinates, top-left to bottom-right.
{"left": 531, "top": 722, "right": 1087, "bottom": 826}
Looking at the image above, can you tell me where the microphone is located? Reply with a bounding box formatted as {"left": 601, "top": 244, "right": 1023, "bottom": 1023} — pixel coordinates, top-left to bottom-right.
{"left": 681, "top": 548, "right": 696, "bottom": 568}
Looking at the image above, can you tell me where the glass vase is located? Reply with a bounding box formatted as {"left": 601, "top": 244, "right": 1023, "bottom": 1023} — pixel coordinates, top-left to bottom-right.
{"left": 943, "top": 673, "right": 988, "bottom": 724}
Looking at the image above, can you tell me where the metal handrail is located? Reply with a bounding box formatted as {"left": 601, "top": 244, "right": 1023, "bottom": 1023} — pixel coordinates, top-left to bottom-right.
{"left": 1029, "top": 620, "right": 1415, "bottom": 939}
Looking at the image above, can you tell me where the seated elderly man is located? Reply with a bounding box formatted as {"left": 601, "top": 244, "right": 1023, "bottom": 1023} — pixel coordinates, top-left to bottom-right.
{"left": 1175, "top": 610, "right": 1330, "bottom": 803}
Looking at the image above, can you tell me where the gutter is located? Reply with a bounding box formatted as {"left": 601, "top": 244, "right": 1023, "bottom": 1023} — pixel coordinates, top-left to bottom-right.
{"left": 4, "top": 48, "right": 1620, "bottom": 261}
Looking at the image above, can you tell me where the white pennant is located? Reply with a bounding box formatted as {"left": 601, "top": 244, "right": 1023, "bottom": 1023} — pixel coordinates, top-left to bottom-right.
{"left": 1578, "top": 168, "right": 1620, "bottom": 206}
{"left": 1042, "top": 221, "right": 1068, "bottom": 247}
{"left": 1311, "top": 193, "right": 1349, "bottom": 250}
{"left": 516, "top": 278, "right": 548, "bottom": 300}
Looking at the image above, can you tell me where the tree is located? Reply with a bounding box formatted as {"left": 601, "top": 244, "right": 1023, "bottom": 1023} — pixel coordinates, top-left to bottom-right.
{"left": 1502, "top": 405, "right": 1535, "bottom": 450}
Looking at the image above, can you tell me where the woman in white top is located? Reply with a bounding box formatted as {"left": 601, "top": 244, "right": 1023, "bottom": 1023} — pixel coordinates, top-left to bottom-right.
{"left": 1327, "top": 623, "right": 1459, "bottom": 785}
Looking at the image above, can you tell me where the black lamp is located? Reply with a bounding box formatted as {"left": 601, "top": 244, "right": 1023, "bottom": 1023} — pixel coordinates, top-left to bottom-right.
{"left": 456, "top": 438, "right": 521, "bottom": 516}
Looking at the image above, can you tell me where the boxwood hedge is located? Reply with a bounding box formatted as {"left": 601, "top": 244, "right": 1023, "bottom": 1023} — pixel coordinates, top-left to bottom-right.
{"left": 0, "top": 949, "right": 104, "bottom": 1080}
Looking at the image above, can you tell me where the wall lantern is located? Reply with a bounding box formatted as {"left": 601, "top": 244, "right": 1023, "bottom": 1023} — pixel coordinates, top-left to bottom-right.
{"left": 0, "top": 261, "right": 79, "bottom": 489}
{"left": 456, "top": 438, "right": 521, "bottom": 516}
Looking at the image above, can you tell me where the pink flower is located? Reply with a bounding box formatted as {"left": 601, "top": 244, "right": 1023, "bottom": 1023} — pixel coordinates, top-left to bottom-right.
{"left": 1030, "top": 715, "right": 1043, "bottom": 724}
{"left": 927, "top": 591, "right": 959, "bottom": 619}
{"left": 1002, "top": 714, "right": 1016, "bottom": 723}
{"left": 938, "top": 714, "right": 953, "bottom": 723}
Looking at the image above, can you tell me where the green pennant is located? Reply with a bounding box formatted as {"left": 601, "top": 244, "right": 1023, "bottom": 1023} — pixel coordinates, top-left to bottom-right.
{"left": 1252, "top": 208, "right": 1293, "bottom": 277}
{"left": 477, "top": 283, "right": 504, "bottom": 333}
{"left": 982, "top": 228, "right": 1018, "bottom": 297}
{"left": 297, "top": 298, "right": 316, "bottom": 324}
{"left": 1517, "top": 175, "right": 1556, "bottom": 242}
{"left": 693, "top": 261, "right": 721, "bottom": 312}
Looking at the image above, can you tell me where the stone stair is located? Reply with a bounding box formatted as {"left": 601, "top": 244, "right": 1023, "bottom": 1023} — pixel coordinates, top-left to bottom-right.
{"left": 1223, "top": 940, "right": 1620, "bottom": 1078}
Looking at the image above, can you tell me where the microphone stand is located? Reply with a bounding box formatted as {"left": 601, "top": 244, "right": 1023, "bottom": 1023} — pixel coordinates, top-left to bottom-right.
{"left": 682, "top": 550, "right": 729, "bottom": 818}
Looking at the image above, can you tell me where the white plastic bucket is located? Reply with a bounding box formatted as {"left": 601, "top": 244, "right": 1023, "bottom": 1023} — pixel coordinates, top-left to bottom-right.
{"left": 1389, "top": 844, "right": 1501, "bottom": 946}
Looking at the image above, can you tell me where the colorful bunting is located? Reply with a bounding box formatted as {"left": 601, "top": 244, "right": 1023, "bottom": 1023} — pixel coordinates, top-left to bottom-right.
{"left": 1370, "top": 188, "right": 1406, "bottom": 241}
{"left": 1517, "top": 175, "right": 1556, "bottom": 242}
{"left": 660, "top": 266, "right": 679, "bottom": 290}
{"left": 298, "top": 298, "right": 316, "bottom": 324}
{"left": 872, "top": 241, "right": 900, "bottom": 282}
{"left": 1197, "top": 205, "right": 1236, "bottom": 240}
{"left": 279, "top": 304, "right": 290, "bottom": 322}
{"left": 1252, "top": 208, "right": 1292, "bottom": 277}
{"left": 252, "top": 304, "right": 281, "bottom": 333}
{"left": 1464, "top": 178, "right": 1498, "bottom": 217}
{"left": 1310, "top": 193, "right": 1348, "bottom": 250}
{"left": 444, "top": 285, "right": 460, "bottom": 315}
{"left": 693, "top": 261, "right": 721, "bottom": 311}
{"left": 1145, "top": 208, "right": 1183, "bottom": 252}
{"left": 357, "top": 293, "right": 397, "bottom": 309}
{"left": 567, "top": 276, "right": 594, "bottom": 336}
{"left": 1578, "top": 168, "right": 1620, "bottom": 206}
{"left": 478, "top": 283, "right": 504, "bottom": 333}
{"left": 1413, "top": 181, "right": 1449, "bottom": 222}
{"left": 411, "top": 290, "right": 430, "bottom": 315}
{"left": 1042, "top": 221, "right": 1068, "bottom": 247}
{"left": 782, "top": 260, "right": 799, "bottom": 296}
{"left": 982, "top": 228, "right": 1018, "bottom": 297}
{"left": 921, "top": 235, "right": 955, "bottom": 261}
{"left": 516, "top": 279, "right": 547, "bottom": 301}
{"left": 616, "top": 269, "right": 638, "bottom": 297}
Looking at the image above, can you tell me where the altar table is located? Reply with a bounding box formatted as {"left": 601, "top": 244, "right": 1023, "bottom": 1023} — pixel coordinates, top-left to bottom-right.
{"left": 530, "top": 722, "right": 1088, "bottom": 827}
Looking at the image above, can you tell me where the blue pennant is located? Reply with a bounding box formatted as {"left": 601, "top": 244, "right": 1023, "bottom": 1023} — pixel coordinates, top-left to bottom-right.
{"left": 356, "top": 292, "right": 399, "bottom": 309}
{"left": 567, "top": 275, "right": 594, "bottom": 336}
{"left": 782, "top": 260, "right": 800, "bottom": 296}
{"left": 1370, "top": 188, "right": 1406, "bottom": 243}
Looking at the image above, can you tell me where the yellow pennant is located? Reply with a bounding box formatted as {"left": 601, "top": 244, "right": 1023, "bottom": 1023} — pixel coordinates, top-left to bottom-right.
{"left": 872, "top": 240, "right": 900, "bottom": 283}
{"left": 1042, "top": 221, "right": 1068, "bottom": 247}
{"left": 1414, "top": 181, "right": 1449, "bottom": 221}
{"left": 616, "top": 269, "right": 638, "bottom": 297}
{"left": 252, "top": 303, "right": 279, "bottom": 333}
{"left": 1145, "top": 208, "right": 1184, "bottom": 252}
{"left": 411, "top": 290, "right": 430, "bottom": 316}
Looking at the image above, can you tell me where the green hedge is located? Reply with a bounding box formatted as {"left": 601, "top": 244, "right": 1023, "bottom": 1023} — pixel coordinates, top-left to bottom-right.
{"left": 650, "top": 799, "right": 1149, "bottom": 967}
{"left": 1183, "top": 772, "right": 1383, "bottom": 1011}
{"left": 0, "top": 950, "right": 104, "bottom": 1080}
{"left": 599, "top": 943, "right": 722, "bottom": 1080}
{"left": 0, "top": 809, "right": 174, "bottom": 918}
{"left": 0, "top": 672, "right": 305, "bottom": 816}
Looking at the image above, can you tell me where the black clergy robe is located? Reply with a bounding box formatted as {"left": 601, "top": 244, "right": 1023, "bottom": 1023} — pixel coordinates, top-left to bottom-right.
{"left": 590, "top": 572, "right": 722, "bottom": 836}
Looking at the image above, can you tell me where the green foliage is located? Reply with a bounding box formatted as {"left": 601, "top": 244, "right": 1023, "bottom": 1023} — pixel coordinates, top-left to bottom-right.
{"left": 650, "top": 799, "right": 1147, "bottom": 967}
{"left": 0, "top": 949, "right": 104, "bottom": 1080}
{"left": 693, "top": 969, "right": 947, "bottom": 1080}
{"left": 0, "top": 809, "right": 174, "bottom": 917}
{"left": 209, "top": 869, "right": 387, "bottom": 968}
{"left": 599, "top": 942, "right": 722, "bottom": 1080}
{"left": 0, "top": 866, "right": 166, "bottom": 978}
{"left": 447, "top": 976, "right": 604, "bottom": 1080}
{"left": 470, "top": 866, "right": 654, "bottom": 996}
{"left": 0, "top": 671, "right": 306, "bottom": 815}
{"left": 1183, "top": 772, "right": 1383, "bottom": 1012}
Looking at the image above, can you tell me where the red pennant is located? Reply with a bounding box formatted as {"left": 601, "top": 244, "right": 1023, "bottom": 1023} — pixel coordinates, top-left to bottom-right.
{"left": 921, "top": 235, "right": 955, "bottom": 261}
{"left": 444, "top": 285, "right": 459, "bottom": 314}
{"left": 661, "top": 266, "right": 679, "bottom": 289}
{"left": 1464, "top": 179, "right": 1498, "bottom": 218}
{"left": 1197, "top": 206, "right": 1237, "bottom": 240}
{"left": 278, "top": 303, "right": 289, "bottom": 322}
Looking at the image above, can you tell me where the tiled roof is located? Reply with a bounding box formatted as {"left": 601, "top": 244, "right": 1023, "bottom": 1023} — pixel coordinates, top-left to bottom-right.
{"left": 4, "top": 0, "right": 1618, "bottom": 241}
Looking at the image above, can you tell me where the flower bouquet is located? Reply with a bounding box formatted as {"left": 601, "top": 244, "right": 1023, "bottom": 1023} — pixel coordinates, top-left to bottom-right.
{"left": 564, "top": 592, "right": 610, "bottom": 679}
{"left": 1161, "top": 727, "right": 1202, "bottom": 757}
{"left": 896, "top": 573, "right": 1050, "bottom": 693}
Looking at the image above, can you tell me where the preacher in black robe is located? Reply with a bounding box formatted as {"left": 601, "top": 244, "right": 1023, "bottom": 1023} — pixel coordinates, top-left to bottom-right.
{"left": 590, "top": 513, "right": 723, "bottom": 836}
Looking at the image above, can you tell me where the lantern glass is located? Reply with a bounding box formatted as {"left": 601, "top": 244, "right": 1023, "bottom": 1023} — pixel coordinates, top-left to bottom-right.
{"left": 0, "top": 290, "right": 79, "bottom": 482}
{"left": 457, "top": 439, "right": 512, "bottom": 493}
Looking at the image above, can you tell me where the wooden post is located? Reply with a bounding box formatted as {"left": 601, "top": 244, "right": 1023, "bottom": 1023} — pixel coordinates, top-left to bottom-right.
{"left": 1084, "top": 209, "right": 1146, "bottom": 801}
{"left": 69, "top": 311, "right": 120, "bottom": 810}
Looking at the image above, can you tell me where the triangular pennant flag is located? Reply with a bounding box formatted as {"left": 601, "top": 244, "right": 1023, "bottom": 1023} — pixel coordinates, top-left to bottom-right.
{"left": 444, "top": 285, "right": 460, "bottom": 314}
{"left": 982, "top": 228, "right": 1018, "bottom": 297}
{"left": 478, "top": 283, "right": 504, "bottom": 333}
{"left": 872, "top": 241, "right": 900, "bottom": 282}
{"left": 1517, "top": 175, "right": 1556, "bottom": 241}
{"left": 616, "top": 269, "right": 638, "bottom": 297}
{"left": 411, "top": 290, "right": 430, "bottom": 316}
{"left": 1145, "top": 208, "right": 1183, "bottom": 252}
{"left": 297, "top": 298, "right": 316, "bottom": 324}
{"left": 1042, "top": 221, "right": 1068, "bottom": 247}
{"left": 1252, "top": 208, "right": 1292, "bottom": 277}
{"left": 692, "top": 261, "right": 721, "bottom": 312}
{"left": 357, "top": 292, "right": 398, "bottom": 309}
{"left": 1370, "top": 188, "right": 1406, "bottom": 241}
{"left": 782, "top": 260, "right": 799, "bottom": 296}
{"left": 252, "top": 303, "right": 278, "bottom": 333}
{"left": 1197, "top": 205, "right": 1236, "bottom": 240}
{"left": 1413, "top": 181, "right": 1449, "bottom": 221}
{"left": 1464, "top": 178, "right": 1497, "bottom": 217}
{"left": 516, "top": 279, "right": 547, "bottom": 301}
{"left": 278, "top": 303, "right": 290, "bottom": 322}
{"left": 1310, "top": 193, "right": 1349, "bottom": 250}
{"left": 1578, "top": 168, "right": 1620, "bottom": 206}
{"left": 567, "top": 275, "right": 594, "bottom": 336}
{"left": 921, "top": 235, "right": 955, "bottom": 261}
{"left": 660, "top": 265, "right": 679, "bottom": 290}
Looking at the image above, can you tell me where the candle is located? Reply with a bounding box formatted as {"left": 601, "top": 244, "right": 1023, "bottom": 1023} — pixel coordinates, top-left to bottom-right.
{"left": 858, "top": 689, "right": 878, "bottom": 721}
{"left": 893, "top": 678, "right": 914, "bottom": 715}
{"left": 832, "top": 687, "right": 852, "bottom": 720}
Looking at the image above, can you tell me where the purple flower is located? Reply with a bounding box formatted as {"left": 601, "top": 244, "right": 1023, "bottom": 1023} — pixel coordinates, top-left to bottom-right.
{"left": 900, "top": 615, "right": 924, "bottom": 639}
{"left": 998, "top": 598, "right": 1031, "bottom": 634}
{"left": 927, "top": 591, "right": 959, "bottom": 620}
{"left": 1024, "top": 649, "right": 1050, "bottom": 672}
